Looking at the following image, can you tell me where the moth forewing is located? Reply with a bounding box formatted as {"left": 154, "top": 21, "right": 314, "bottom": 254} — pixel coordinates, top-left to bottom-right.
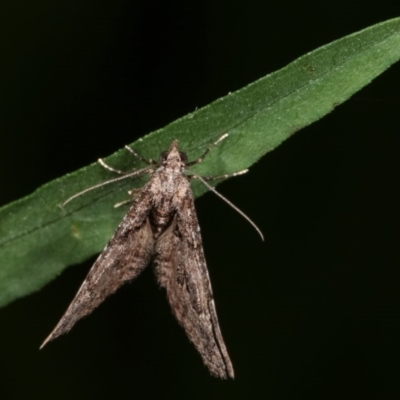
{"left": 41, "top": 136, "right": 252, "bottom": 379}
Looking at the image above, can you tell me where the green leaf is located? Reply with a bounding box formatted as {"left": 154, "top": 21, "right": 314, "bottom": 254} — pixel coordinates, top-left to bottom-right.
{"left": 1, "top": 17, "right": 400, "bottom": 308}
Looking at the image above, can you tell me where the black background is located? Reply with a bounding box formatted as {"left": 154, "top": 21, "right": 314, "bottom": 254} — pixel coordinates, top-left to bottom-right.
{"left": 1, "top": 2, "right": 400, "bottom": 399}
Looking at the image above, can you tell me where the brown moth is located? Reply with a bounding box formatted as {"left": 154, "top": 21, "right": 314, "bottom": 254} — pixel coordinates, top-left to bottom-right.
{"left": 41, "top": 134, "right": 263, "bottom": 379}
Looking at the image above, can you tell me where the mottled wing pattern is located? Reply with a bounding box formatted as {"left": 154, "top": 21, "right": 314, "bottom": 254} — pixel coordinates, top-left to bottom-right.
{"left": 154, "top": 192, "right": 234, "bottom": 379}
{"left": 40, "top": 190, "right": 155, "bottom": 348}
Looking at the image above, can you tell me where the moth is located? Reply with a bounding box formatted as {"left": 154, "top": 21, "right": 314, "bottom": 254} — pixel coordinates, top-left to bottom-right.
{"left": 40, "top": 134, "right": 263, "bottom": 379}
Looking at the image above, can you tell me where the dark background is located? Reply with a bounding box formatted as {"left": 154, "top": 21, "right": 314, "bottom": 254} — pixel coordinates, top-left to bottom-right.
{"left": 1, "top": 2, "right": 400, "bottom": 399}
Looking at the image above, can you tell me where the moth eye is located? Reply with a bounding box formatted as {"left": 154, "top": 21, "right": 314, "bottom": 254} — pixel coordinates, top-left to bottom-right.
{"left": 179, "top": 152, "right": 188, "bottom": 164}
{"left": 160, "top": 151, "right": 169, "bottom": 162}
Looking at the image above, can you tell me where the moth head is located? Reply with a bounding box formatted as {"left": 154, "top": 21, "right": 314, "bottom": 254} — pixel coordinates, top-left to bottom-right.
{"left": 159, "top": 140, "right": 188, "bottom": 167}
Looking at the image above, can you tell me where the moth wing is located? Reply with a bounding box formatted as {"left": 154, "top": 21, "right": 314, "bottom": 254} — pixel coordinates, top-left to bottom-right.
{"left": 155, "top": 195, "right": 234, "bottom": 379}
{"left": 41, "top": 203, "right": 154, "bottom": 348}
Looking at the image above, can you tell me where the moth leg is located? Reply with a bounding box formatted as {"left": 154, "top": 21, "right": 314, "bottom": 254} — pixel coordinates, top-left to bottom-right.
{"left": 186, "top": 133, "right": 228, "bottom": 167}
{"left": 125, "top": 145, "right": 157, "bottom": 165}
{"left": 98, "top": 144, "right": 157, "bottom": 176}
{"left": 113, "top": 199, "right": 132, "bottom": 208}
{"left": 113, "top": 189, "right": 141, "bottom": 208}
{"left": 186, "top": 168, "right": 248, "bottom": 182}
{"left": 98, "top": 158, "right": 129, "bottom": 175}
{"left": 201, "top": 168, "right": 248, "bottom": 181}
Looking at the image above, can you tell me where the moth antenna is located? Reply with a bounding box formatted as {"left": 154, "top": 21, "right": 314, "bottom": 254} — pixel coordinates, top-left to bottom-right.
{"left": 194, "top": 174, "right": 264, "bottom": 241}
{"left": 61, "top": 167, "right": 153, "bottom": 208}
